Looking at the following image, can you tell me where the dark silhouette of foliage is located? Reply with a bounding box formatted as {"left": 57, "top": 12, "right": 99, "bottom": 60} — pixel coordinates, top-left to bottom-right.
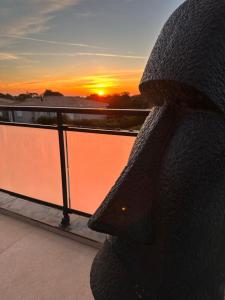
{"left": 16, "top": 94, "right": 30, "bottom": 101}
{"left": 87, "top": 92, "right": 148, "bottom": 109}
{"left": 43, "top": 89, "right": 64, "bottom": 97}
{"left": 0, "top": 93, "right": 14, "bottom": 100}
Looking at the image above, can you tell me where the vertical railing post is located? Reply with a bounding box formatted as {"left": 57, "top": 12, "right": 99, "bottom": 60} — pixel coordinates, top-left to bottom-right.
{"left": 57, "top": 112, "right": 70, "bottom": 227}
{"left": 11, "top": 110, "right": 16, "bottom": 122}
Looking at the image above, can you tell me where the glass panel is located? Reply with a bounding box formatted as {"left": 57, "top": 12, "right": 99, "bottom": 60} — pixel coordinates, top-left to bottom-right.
{"left": 9, "top": 111, "right": 57, "bottom": 125}
{"left": 67, "top": 131, "right": 135, "bottom": 214}
{"left": 0, "top": 125, "right": 63, "bottom": 205}
{"left": 0, "top": 111, "right": 10, "bottom": 122}
{"left": 62, "top": 112, "right": 145, "bottom": 131}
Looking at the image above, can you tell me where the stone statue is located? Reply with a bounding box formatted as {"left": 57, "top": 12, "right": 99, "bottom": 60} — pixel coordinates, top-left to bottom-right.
{"left": 88, "top": 0, "right": 225, "bottom": 299}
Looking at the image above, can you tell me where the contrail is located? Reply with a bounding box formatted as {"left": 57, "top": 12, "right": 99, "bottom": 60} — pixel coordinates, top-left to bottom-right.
{"left": 0, "top": 34, "right": 107, "bottom": 49}
{"left": 77, "top": 52, "right": 147, "bottom": 59}
{"left": 16, "top": 52, "right": 147, "bottom": 60}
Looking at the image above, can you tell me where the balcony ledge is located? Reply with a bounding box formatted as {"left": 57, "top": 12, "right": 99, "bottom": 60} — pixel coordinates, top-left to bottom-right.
{"left": 0, "top": 191, "right": 105, "bottom": 249}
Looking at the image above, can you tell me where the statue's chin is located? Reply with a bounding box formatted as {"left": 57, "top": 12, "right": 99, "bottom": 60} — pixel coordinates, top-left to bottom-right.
{"left": 90, "top": 239, "right": 136, "bottom": 300}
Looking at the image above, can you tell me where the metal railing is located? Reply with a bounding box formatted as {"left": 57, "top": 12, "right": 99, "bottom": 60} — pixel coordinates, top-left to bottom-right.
{"left": 0, "top": 105, "right": 150, "bottom": 227}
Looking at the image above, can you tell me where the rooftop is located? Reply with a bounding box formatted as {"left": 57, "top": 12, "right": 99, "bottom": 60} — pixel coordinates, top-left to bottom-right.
{"left": 0, "top": 96, "right": 108, "bottom": 108}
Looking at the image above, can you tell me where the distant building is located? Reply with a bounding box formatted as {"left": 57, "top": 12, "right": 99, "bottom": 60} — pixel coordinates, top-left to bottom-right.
{"left": 0, "top": 96, "right": 109, "bottom": 124}
{"left": 0, "top": 98, "right": 14, "bottom": 121}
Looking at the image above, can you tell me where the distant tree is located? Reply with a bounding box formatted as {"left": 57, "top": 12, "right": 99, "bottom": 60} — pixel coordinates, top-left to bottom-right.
{"left": 16, "top": 93, "right": 30, "bottom": 101}
{"left": 107, "top": 92, "right": 130, "bottom": 108}
{"left": 43, "top": 89, "right": 64, "bottom": 97}
{"left": 14, "top": 92, "right": 40, "bottom": 101}
{"left": 30, "top": 92, "right": 39, "bottom": 98}
{"left": 130, "top": 94, "right": 149, "bottom": 109}
{"left": 0, "top": 93, "right": 14, "bottom": 100}
{"left": 86, "top": 93, "right": 108, "bottom": 103}
{"left": 86, "top": 92, "right": 148, "bottom": 109}
{"left": 86, "top": 94, "right": 99, "bottom": 101}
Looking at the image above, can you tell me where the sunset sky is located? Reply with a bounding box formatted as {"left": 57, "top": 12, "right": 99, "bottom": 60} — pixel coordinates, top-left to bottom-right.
{"left": 0, "top": 0, "right": 183, "bottom": 96}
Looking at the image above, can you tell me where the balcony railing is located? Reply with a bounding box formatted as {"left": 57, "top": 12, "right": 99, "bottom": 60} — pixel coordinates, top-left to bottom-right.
{"left": 0, "top": 105, "right": 150, "bottom": 226}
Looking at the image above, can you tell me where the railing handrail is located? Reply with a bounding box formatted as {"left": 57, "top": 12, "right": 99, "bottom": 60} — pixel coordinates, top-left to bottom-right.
{"left": 0, "top": 105, "right": 150, "bottom": 116}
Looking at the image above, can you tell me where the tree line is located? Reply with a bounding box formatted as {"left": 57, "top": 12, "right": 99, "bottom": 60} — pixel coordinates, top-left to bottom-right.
{"left": 87, "top": 92, "right": 148, "bottom": 109}
{"left": 0, "top": 90, "right": 64, "bottom": 101}
{"left": 0, "top": 91, "right": 148, "bottom": 109}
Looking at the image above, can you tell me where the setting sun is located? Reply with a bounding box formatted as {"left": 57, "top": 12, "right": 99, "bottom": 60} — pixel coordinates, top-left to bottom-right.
{"left": 98, "top": 90, "right": 105, "bottom": 96}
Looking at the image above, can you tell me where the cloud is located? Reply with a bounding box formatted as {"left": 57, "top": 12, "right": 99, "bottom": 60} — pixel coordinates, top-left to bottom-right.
{"left": 76, "top": 12, "right": 97, "bottom": 17}
{"left": 76, "top": 52, "right": 147, "bottom": 59}
{"left": 10, "top": 51, "right": 147, "bottom": 60}
{"left": 0, "top": 34, "right": 106, "bottom": 50}
{"left": 4, "top": 70, "right": 142, "bottom": 87}
{"left": 0, "top": 52, "right": 19, "bottom": 61}
{"left": 0, "top": 0, "right": 80, "bottom": 36}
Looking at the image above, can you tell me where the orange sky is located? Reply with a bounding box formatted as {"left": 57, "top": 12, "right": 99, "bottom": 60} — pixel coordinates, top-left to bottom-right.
{"left": 0, "top": 67, "right": 143, "bottom": 96}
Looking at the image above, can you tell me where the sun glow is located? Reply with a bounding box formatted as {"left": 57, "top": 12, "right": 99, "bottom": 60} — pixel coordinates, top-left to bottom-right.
{"left": 1, "top": 70, "right": 141, "bottom": 96}
{"left": 83, "top": 75, "right": 119, "bottom": 95}
{"left": 97, "top": 90, "right": 105, "bottom": 96}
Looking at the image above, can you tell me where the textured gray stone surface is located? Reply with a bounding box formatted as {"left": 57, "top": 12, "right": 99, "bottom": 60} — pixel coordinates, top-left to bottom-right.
{"left": 140, "top": 0, "right": 225, "bottom": 114}
{"left": 88, "top": 0, "right": 225, "bottom": 299}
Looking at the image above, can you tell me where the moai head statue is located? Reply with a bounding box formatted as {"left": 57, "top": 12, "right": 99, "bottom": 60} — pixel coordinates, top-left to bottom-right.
{"left": 88, "top": 0, "right": 225, "bottom": 299}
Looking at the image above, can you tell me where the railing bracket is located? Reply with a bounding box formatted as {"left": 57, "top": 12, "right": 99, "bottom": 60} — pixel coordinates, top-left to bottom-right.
{"left": 60, "top": 214, "right": 70, "bottom": 228}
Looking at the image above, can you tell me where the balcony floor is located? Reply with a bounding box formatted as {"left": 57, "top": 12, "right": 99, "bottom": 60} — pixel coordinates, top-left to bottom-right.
{"left": 0, "top": 214, "right": 97, "bottom": 300}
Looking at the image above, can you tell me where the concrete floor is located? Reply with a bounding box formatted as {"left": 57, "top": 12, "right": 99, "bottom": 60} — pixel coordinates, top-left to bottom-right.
{"left": 0, "top": 191, "right": 105, "bottom": 246}
{"left": 0, "top": 214, "right": 97, "bottom": 300}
